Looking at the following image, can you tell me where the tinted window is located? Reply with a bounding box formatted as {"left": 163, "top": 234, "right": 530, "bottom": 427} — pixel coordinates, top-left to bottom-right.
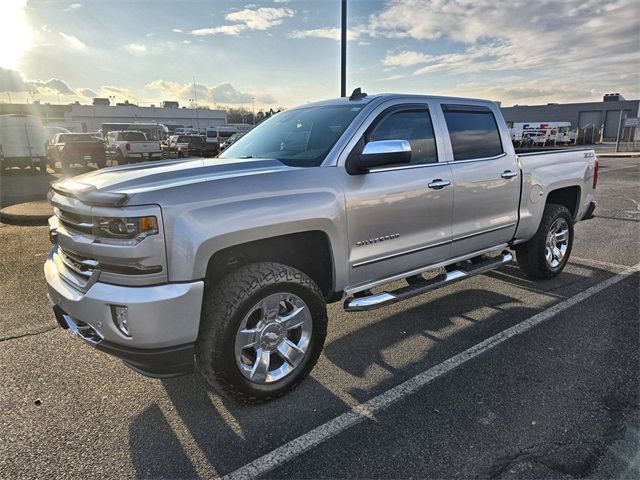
{"left": 442, "top": 105, "right": 503, "bottom": 160}
{"left": 369, "top": 109, "right": 438, "bottom": 164}
{"left": 220, "top": 105, "right": 363, "bottom": 167}
{"left": 120, "top": 131, "right": 146, "bottom": 141}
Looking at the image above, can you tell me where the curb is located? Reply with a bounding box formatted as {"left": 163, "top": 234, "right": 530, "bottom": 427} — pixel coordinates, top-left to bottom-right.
{"left": 0, "top": 201, "right": 52, "bottom": 226}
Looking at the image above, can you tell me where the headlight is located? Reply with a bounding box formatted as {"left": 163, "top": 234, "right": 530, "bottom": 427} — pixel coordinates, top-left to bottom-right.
{"left": 96, "top": 216, "right": 158, "bottom": 241}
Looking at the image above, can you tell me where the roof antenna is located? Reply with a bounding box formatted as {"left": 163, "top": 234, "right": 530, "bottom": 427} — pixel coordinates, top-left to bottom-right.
{"left": 349, "top": 87, "right": 367, "bottom": 101}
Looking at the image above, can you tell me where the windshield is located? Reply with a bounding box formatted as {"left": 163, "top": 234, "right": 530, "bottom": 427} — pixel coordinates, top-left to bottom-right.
{"left": 219, "top": 105, "right": 363, "bottom": 167}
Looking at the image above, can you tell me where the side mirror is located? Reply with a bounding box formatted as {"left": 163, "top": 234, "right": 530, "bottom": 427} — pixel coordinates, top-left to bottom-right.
{"left": 347, "top": 140, "right": 411, "bottom": 174}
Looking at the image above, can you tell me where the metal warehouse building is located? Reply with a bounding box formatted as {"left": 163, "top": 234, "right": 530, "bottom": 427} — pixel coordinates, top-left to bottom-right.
{"left": 501, "top": 93, "right": 639, "bottom": 140}
{"left": 0, "top": 101, "right": 227, "bottom": 133}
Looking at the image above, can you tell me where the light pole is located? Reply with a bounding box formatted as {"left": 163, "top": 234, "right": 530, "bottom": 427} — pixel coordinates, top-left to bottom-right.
{"left": 252, "top": 97, "right": 255, "bottom": 125}
{"left": 192, "top": 76, "right": 200, "bottom": 131}
{"left": 341, "top": 0, "right": 347, "bottom": 97}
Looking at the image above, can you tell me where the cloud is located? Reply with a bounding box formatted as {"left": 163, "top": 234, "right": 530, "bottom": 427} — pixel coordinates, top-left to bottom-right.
{"left": 381, "top": 50, "right": 435, "bottom": 67}
{"left": 211, "top": 83, "right": 255, "bottom": 103}
{"left": 58, "top": 32, "right": 86, "bottom": 50}
{"left": 370, "top": 0, "right": 639, "bottom": 102}
{"left": 289, "top": 26, "right": 365, "bottom": 41}
{"left": 146, "top": 79, "right": 209, "bottom": 100}
{"left": 78, "top": 88, "right": 98, "bottom": 98}
{"left": 65, "top": 3, "right": 82, "bottom": 11}
{"left": 226, "top": 7, "right": 294, "bottom": 30}
{"left": 0, "top": 68, "right": 31, "bottom": 92}
{"left": 28, "top": 78, "right": 75, "bottom": 95}
{"left": 101, "top": 85, "right": 137, "bottom": 101}
{"left": 145, "top": 79, "right": 276, "bottom": 105}
{"left": 172, "top": 28, "right": 183, "bottom": 33}
{"left": 191, "top": 6, "right": 294, "bottom": 36}
{"left": 125, "top": 43, "right": 148, "bottom": 55}
{"left": 192, "top": 24, "right": 247, "bottom": 36}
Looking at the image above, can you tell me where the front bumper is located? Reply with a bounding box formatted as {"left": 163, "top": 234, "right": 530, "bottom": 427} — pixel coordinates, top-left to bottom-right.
{"left": 53, "top": 306, "right": 195, "bottom": 377}
{"left": 45, "top": 250, "right": 204, "bottom": 377}
{"left": 124, "top": 152, "right": 162, "bottom": 161}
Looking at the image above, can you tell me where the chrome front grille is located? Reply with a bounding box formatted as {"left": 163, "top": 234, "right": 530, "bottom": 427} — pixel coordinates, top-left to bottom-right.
{"left": 55, "top": 208, "right": 95, "bottom": 235}
{"left": 58, "top": 247, "right": 97, "bottom": 278}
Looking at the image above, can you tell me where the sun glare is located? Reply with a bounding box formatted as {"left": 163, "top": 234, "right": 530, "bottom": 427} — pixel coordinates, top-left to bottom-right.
{"left": 0, "top": 0, "right": 33, "bottom": 69}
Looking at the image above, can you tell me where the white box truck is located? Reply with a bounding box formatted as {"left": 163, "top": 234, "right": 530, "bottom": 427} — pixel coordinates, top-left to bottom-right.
{"left": 0, "top": 114, "right": 48, "bottom": 173}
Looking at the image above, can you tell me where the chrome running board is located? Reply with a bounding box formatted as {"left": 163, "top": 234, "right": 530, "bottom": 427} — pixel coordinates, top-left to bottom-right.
{"left": 344, "top": 251, "right": 513, "bottom": 312}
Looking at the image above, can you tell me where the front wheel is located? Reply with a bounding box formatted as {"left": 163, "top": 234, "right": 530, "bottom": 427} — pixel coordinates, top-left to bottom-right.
{"left": 196, "top": 262, "right": 328, "bottom": 403}
{"left": 515, "top": 203, "right": 574, "bottom": 279}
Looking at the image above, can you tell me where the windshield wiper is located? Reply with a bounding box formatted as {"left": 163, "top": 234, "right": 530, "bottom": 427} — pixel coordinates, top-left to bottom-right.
{"left": 236, "top": 155, "right": 253, "bottom": 159}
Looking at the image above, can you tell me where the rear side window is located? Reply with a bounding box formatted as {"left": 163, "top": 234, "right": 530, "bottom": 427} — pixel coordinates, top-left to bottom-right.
{"left": 442, "top": 105, "right": 503, "bottom": 161}
{"left": 369, "top": 109, "right": 438, "bottom": 164}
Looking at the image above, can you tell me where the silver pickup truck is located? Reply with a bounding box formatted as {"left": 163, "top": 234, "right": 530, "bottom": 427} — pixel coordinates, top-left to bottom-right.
{"left": 45, "top": 91, "right": 597, "bottom": 403}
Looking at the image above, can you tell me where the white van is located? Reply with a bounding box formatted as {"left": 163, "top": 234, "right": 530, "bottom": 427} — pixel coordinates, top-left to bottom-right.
{"left": 0, "top": 114, "right": 48, "bottom": 172}
{"left": 205, "top": 125, "right": 237, "bottom": 150}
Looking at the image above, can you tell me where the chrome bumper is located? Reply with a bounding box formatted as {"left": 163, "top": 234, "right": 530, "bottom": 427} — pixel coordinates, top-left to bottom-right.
{"left": 45, "top": 248, "right": 204, "bottom": 350}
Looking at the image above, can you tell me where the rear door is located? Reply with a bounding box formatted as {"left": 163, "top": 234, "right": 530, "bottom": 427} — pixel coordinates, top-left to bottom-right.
{"left": 439, "top": 103, "right": 520, "bottom": 257}
{"left": 343, "top": 101, "right": 454, "bottom": 289}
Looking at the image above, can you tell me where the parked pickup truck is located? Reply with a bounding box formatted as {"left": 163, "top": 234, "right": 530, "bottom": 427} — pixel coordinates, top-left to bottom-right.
{"left": 105, "top": 130, "right": 162, "bottom": 165}
{"left": 47, "top": 132, "right": 107, "bottom": 173}
{"left": 45, "top": 91, "right": 597, "bottom": 403}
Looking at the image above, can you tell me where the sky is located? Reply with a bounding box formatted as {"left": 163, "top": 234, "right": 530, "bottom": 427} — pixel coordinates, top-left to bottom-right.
{"left": 0, "top": 0, "right": 638, "bottom": 109}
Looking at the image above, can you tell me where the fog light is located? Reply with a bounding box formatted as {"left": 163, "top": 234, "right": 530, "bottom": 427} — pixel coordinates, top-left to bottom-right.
{"left": 110, "top": 305, "right": 130, "bottom": 337}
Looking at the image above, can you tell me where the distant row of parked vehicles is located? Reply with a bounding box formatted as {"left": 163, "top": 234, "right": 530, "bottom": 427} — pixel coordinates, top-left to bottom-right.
{"left": 509, "top": 122, "right": 577, "bottom": 148}
{"left": 0, "top": 114, "right": 252, "bottom": 175}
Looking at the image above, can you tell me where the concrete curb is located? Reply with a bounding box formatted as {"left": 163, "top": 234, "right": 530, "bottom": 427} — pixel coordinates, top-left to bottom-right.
{"left": 596, "top": 153, "right": 640, "bottom": 158}
{"left": 0, "top": 201, "right": 52, "bottom": 226}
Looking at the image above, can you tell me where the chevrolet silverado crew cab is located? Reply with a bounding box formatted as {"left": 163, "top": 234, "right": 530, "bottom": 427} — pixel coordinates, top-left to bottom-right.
{"left": 45, "top": 91, "right": 597, "bottom": 403}
{"left": 105, "top": 130, "right": 162, "bottom": 165}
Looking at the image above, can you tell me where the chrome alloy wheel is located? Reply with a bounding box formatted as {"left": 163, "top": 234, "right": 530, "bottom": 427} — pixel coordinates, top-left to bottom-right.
{"left": 545, "top": 217, "right": 569, "bottom": 268}
{"left": 234, "top": 292, "right": 313, "bottom": 384}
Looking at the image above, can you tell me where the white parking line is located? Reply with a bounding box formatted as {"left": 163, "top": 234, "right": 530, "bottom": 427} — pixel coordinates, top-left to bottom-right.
{"left": 571, "top": 256, "right": 634, "bottom": 270}
{"left": 223, "top": 262, "right": 640, "bottom": 480}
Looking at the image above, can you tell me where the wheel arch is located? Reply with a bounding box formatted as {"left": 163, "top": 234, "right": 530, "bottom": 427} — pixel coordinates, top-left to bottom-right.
{"left": 204, "top": 231, "right": 338, "bottom": 301}
{"left": 545, "top": 185, "right": 581, "bottom": 219}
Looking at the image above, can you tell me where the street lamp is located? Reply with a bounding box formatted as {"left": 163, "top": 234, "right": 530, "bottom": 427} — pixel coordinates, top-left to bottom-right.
{"left": 252, "top": 97, "right": 255, "bottom": 125}
{"left": 341, "top": 0, "right": 347, "bottom": 97}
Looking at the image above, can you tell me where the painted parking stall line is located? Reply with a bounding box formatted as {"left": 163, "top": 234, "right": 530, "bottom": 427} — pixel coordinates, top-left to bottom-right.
{"left": 223, "top": 262, "right": 640, "bottom": 480}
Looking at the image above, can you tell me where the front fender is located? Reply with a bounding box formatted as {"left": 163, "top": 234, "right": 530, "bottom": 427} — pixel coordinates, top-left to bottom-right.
{"left": 163, "top": 167, "right": 349, "bottom": 292}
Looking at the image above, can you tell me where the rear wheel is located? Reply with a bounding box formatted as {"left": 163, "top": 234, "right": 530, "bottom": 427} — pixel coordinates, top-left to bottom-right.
{"left": 516, "top": 204, "right": 573, "bottom": 279}
{"left": 196, "top": 262, "right": 328, "bottom": 403}
{"left": 95, "top": 158, "right": 107, "bottom": 169}
{"left": 115, "top": 150, "right": 128, "bottom": 165}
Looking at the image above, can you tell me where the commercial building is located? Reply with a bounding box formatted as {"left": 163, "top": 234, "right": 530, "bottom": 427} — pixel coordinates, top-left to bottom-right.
{"left": 501, "top": 93, "right": 640, "bottom": 141}
{"left": 0, "top": 100, "right": 227, "bottom": 133}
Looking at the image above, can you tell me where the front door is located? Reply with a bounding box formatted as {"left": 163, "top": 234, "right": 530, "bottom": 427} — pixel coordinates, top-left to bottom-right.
{"left": 343, "top": 105, "right": 454, "bottom": 289}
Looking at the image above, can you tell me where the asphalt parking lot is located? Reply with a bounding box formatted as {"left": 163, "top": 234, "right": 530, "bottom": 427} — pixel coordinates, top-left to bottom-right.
{"left": 0, "top": 156, "right": 638, "bottom": 479}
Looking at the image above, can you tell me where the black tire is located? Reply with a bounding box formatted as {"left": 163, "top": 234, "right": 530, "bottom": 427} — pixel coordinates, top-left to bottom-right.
{"left": 515, "top": 203, "right": 574, "bottom": 279}
{"left": 116, "top": 150, "right": 128, "bottom": 165}
{"left": 95, "top": 157, "right": 107, "bottom": 169}
{"left": 61, "top": 157, "right": 74, "bottom": 176}
{"left": 196, "top": 262, "right": 328, "bottom": 404}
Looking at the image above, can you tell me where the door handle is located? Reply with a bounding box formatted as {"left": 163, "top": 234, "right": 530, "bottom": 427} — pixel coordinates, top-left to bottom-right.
{"left": 427, "top": 179, "right": 451, "bottom": 189}
{"left": 501, "top": 170, "right": 518, "bottom": 179}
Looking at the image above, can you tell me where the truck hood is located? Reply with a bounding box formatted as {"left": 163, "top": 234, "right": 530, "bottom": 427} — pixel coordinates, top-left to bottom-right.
{"left": 50, "top": 157, "right": 297, "bottom": 207}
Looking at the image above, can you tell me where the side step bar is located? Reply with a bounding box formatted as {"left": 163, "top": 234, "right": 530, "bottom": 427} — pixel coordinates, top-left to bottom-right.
{"left": 344, "top": 251, "right": 513, "bottom": 312}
